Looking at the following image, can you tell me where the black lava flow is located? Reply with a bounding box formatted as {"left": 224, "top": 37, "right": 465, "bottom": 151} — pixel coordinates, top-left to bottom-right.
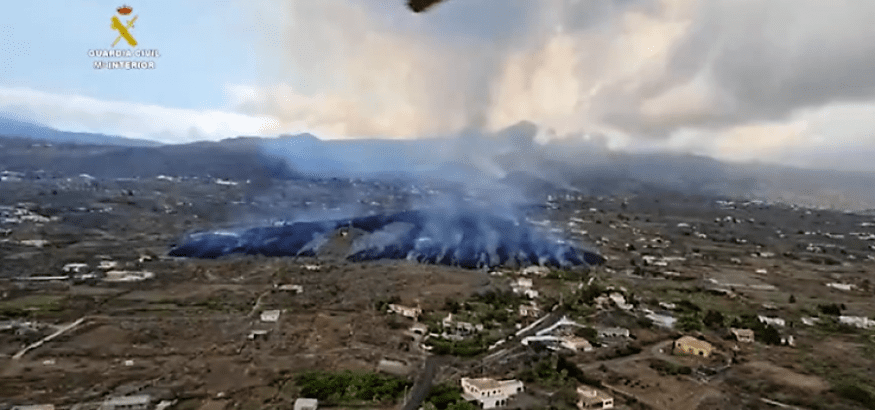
{"left": 168, "top": 209, "right": 606, "bottom": 269}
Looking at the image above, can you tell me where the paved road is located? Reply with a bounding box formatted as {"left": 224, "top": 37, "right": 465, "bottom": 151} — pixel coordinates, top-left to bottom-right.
{"left": 402, "top": 355, "right": 444, "bottom": 410}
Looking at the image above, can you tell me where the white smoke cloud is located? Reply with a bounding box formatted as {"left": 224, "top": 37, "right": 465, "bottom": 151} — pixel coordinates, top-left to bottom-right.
{"left": 233, "top": 0, "right": 875, "bottom": 171}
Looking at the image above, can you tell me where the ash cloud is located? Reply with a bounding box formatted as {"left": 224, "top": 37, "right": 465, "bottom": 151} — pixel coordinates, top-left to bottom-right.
{"left": 230, "top": 0, "right": 875, "bottom": 172}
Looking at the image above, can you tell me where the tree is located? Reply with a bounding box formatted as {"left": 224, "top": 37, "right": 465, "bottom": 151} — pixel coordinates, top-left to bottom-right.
{"left": 788, "top": 294, "right": 796, "bottom": 303}
{"left": 818, "top": 303, "right": 842, "bottom": 316}
{"left": 573, "top": 326, "right": 598, "bottom": 342}
{"left": 678, "top": 313, "right": 703, "bottom": 332}
{"left": 758, "top": 325, "right": 782, "bottom": 345}
{"left": 703, "top": 310, "right": 725, "bottom": 329}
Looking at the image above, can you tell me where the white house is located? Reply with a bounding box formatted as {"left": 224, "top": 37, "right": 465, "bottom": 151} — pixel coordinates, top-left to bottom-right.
{"left": 442, "top": 313, "right": 483, "bottom": 336}
{"left": 293, "top": 398, "right": 318, "bottom": 410}
{"left": 560, "top": 336, "right": 594, "bottom": 352}
{"left": 99, "top": 395, "right": 151, "bottom": 410}
{"left": 261, "top": 310, "right": 281, "bottom": 322}
{"left": 276, "top": 284, "right": 303, "bottom": 293}
{"left": 608, "top": 293, "right": 633, "bottom": 310}
{"left": 577, "top": 386, "right": 614, "bottom": 409}
{"left": 597, "top": 327, "right": 630, "bottom": 338}
{"left": 103, "top": 270, "right": 154, "bottom": 282}
{"left": 388, "top": 304, "right": 421, "bottom": 319}
{"left": 827, "top": 283, "right": 855, "bottom": 291}
{"left": 521, "top": 266, "right": 550, "bottom": 276}
{"left": 461, "top": 377, "right": 524, "bottom": 409}
{"left": 511, "top": 278, "right": 539, "bottom": 299}
{"left": 11, "top": 405, "right": 55, "bottom": 410}
{"left": 839, "top": 316, "right": 875, "bottom": 329}
{"left": 758, "top": 315, "right": 785, "bottom": 327}
{"left": 515, "top": 278, "right": 533, "bottom": 288}
{"left": 62, "top": 263, "right": 88, "bottom": 273}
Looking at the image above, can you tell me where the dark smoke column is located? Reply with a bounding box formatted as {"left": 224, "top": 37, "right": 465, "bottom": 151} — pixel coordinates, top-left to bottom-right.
{"left": 407, "top": 0, "right": 449, "bottom": 13}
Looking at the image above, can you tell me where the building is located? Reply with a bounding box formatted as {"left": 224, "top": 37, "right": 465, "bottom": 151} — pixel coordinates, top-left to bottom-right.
{"left": 261, "top": 310, "right": 281, "bottom": 322}
{"left": 461, "top": 377, "right": 524, "bottom": 409}
{"left": 293, "top": 398, "right": 318, "bottom": 410}
{"left": 839, "top": 316, "right": 875, "bottom": 329}
{"left": 511, "top": 278, "right": 539, "bottom": 299}
{"left": 577, "top": 386, "right": 614, "bottom": 409}
{"left": 377, "top": 358, "right": 410, "bottom": 376}
{"left": 442, "top": 313, "right": 483, "bottom": 336}
{"left": 730, "top": 328, "right": 754, "bottom": 343}
{"left": 521, "top": 266, "right": 549, "bottom": 276}
{"left": 561, "top": 336, "right": 594, "bottom": 352}
{"left": 519, "top": 303, "right": 541, "bottom": 318}
{"left": 388, "top": 304, "right": 421, "bottom": 319}
{"left": 248, "top": 329, "right": 270, "bottom": 340}
{"left": 608, "top": 293, "right": 633, "bottom": 310}
{"left": 758, "top": 315, "right": 786, "bottom": 327}
{"left": 12, "top": 405, "right": 55, "bottom": 410}
{"left": 99, "top": 395, "right": 151, "bottom": 410}
{"left": 673, "top": 336, "right": 714, "bottom": 357}
{"left": 276, "top": 284, "right": 303, "bottom": 293}
{"left": 597, "top": 327, "right": 630, "bottom": 338}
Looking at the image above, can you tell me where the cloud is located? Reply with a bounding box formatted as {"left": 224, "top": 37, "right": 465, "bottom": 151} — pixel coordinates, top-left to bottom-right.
{"left": 0, "top": 86, "right": 279, "bottom": 143}
{"left": 233, "top": 0, "right": 875, "bottom": 167}
{"left": 4, "top": 0, "right": 875, "bottom": 174}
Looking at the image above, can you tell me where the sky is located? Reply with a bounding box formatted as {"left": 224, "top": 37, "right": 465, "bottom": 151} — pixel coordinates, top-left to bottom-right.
{"left": 1, "top": 0, "right": 875, "bottom": 172}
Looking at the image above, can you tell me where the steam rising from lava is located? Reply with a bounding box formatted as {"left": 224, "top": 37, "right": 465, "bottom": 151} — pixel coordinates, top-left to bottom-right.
{"left": 169, "top": 208, "right": 605, "bottom": 269}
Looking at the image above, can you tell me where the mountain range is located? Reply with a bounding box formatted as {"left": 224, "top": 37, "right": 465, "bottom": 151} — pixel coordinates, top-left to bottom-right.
{"left": 2, "top": 116, "right": 875, "bottom": 211}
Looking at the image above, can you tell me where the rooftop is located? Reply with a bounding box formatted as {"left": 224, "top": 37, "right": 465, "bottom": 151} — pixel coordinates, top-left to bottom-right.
{"left": 577, "top": 386, "right": 612, "bottom": 404}
{"left": 462, "top": 377, "right": 522, "bottom": 391}
{"left": 103, "top": 395, "right": 151, "bottom": 406}
{"left": 676, "top": 335, "right": 714, "bottom": 351}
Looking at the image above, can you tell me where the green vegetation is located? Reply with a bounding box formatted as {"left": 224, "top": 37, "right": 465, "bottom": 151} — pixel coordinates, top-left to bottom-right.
{"left": 832, "top": 377, "right": 875, "bottom": 409}
{"left": 817, "top": 303, "right": 843, "bottom": 316}
{"left": 730, "top": 314, "right": 782, "bottom": 345}
{"left": 674, "top": 299, "right": 701, "bottom": 313}
{"left": 426, "top": 334, "right": 496, "bottom": 357}
{"left": 374, "top": 295, "right": 402, "bottom": 313}
{"left": 518, "top": 355, "right": 601, "bottom": 388}
{"left": 677, "top": 312, "right": 703, "bottom": 332}
{"left": 801, "top": 354, "right": 875, "bottom": 410}
{"left": 295, "top": 370, "right": 412, "bottom": 404}
{"left": 561, "top": 281, "right": 605, "bottom": 316}
{"left": 573, "top": 326, "right": 598, "bottom": 343}
{"left": 423, "top": 382, "right": 477, "bottom": 410}
{"left": 545, "top": 269, "right": 588, "bottom": 281}
{"left": 599, "top": 344, "right": 642, "bottom": 360}
{"left": 702, "top": 309, "right": 725, "bottom": 329}
{"left": 648, "top": 359, "right": 692, "bottom": 376}
{"left": 0, "top": 295, "right": 65, "bottom": 317}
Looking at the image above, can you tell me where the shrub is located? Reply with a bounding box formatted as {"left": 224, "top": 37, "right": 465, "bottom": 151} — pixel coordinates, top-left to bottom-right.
{"left": 678, "top": 313, "right": 703, "bottom": 332}
{"left": 296, "top": 370, "right": 411, "bottom": 404}
{"left": 833, "top": 382, "right": 875, "bottom": 409}
{"left": 818, "top": 303, "right": 842, "bottom": 316}
{"left": 703, "top": 310, "right": 725, "bottom": 329}
{"left": 425, "top": 382, "right": 468, "bottom": 410}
